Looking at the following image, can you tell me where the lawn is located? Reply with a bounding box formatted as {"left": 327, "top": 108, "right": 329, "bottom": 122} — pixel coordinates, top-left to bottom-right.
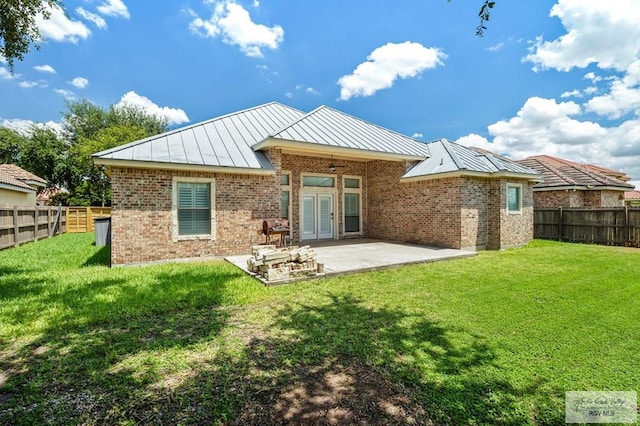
{"left": 0, "top": 234, "right": 638, "bottom": 425}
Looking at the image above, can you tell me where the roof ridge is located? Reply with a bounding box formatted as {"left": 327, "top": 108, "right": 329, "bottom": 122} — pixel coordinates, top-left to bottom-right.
{"left": 438, "top": 139, "right": 465, "bottom": 170}
{"left": 268, "top": 105, "right": 324, "bottom": 138}
{"left": 94, "top": 101, "right": 303, "bottom": 158}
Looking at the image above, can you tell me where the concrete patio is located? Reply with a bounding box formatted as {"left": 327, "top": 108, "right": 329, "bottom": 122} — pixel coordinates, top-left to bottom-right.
{"left": 225, "top": 239, "right": 476, "bottom": 284}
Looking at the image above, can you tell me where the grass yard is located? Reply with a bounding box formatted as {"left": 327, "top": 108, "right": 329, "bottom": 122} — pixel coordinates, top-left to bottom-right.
{"left": 0, "top": 234, "right": 639, "bottom": 425}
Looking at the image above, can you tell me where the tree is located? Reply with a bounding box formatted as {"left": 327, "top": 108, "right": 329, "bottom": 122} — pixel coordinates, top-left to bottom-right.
{"left": 0, "top": 0, "right": 62, "bottom": 71}
{"left": 447, "top": 0, "right": 496, "bottom": 37}
{"left": 19, "top": 125, "right": 66, "bottom": 187}
{"left": 61, "top": 100, "right": 168, "bottom": 206}
{"left": 0, "top": 127, "right": 27, "bottom": 164}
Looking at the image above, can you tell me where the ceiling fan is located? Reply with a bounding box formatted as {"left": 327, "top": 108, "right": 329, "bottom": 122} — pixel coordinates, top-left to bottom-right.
{"left": 328, "top": 157, "right": 346, "bottom": 172}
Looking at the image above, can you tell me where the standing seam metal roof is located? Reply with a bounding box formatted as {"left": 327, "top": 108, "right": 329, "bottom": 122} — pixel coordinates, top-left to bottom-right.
{"left": 269, "top": 106, "right": 431, "bottom": 157}
{"left": 402, "top": 139, "right": 540, "bottom": 179}
{"left": 93, "top": 102, "right": 305, "bottom": 169}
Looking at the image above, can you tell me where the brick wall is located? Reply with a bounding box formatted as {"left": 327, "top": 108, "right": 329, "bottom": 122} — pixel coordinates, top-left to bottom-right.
{"left": 110, "top": 167, "right": 279, "bottom": 265}
{"left": 498, "top": 180, "right": 535, "bottom": 248}
{"left": 367, "top": 160, "right": 463, "bottom": 248}
{"left": 281, "top": 153, "right": 368, "bottom": 242}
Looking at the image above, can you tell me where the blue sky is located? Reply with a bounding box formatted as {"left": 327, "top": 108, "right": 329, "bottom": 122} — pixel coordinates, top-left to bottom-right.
{"left": 1, "top": 0, "right": 639, "bottom": 186}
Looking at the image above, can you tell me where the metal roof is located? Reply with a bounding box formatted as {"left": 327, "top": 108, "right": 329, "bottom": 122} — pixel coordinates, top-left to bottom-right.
{"left": 517, "top": 156, "right": 633, "bottom": 189}
{"left": 260, "top": 105, "right": 431, "bottom": 158}
{"left": 402, "top": 139, "right": 540, "bottom": 180}
{"left": 93, "top": 102, "right": 305, "bottom": 170}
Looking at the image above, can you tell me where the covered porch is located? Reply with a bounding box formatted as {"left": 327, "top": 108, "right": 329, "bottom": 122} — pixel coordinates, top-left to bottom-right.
{"left": 225, "top": 239, "right": 476, "bottom": 284}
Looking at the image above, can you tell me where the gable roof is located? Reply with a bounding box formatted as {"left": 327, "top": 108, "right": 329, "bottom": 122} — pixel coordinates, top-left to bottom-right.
{"left": 253, "top": 105, "right": 430, "bottom": 160}
{"left": 93, "top": 102, "right": 305, "bottom": 173}
{"left": 625, "top": 190, "right": 640, "bottom": 200}
{"left": 517, "top": 155, "right": 633, "bottom": 191}
{"left": 0, "top": 164, "right": 47, "bottom": 193}
{"left": 402, "top": 139, "right": 540, "bottom": 181}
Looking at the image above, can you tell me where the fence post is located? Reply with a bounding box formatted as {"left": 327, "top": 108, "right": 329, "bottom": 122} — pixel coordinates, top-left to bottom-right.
{"left": 33, "top": 205, "right": 39, "bottom": 243}
{"left": 87, "top": 206, "right": 93, "bottom": 232}
{"left": 13, "top": 205, "right": 19, "bottom": 247}
{"left": 556, "top": 207, "right": 561, "bottom": 242}
{"left": 624, "top": 206, "right": 629, "bottom": 247}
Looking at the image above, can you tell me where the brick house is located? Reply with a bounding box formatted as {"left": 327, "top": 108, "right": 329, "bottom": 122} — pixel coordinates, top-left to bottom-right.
{"left": 516, "top": 155, "right": 634, "bottom": 208}
{"left": 93, "top": 102, "right": 540, "bottom": 266}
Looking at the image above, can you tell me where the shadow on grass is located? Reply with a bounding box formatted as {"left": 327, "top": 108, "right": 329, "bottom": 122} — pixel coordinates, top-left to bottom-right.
{"left": 82, "top": 245, "right": 111, "bottom": 267}
{"left": 0, "top": 266, "right": 249, "bottom": 424}
{"left": 1, "top": 290, "right": 565, "bottom": 425}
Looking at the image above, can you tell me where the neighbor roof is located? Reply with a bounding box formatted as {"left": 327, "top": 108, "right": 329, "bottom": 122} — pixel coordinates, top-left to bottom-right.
{"left": 624, "top": 190, "right": 640, "bottom": 200}
{"left": 0, "top": 164, "right": 47, "bottom": 192}
{"left": 254, "top": 105, "right": 430, "bottom": 160}
{"left": 402, "top": 139, "right": 540, "bottom": 181}
{"left": 517, "top": 155, "right": 633, "bottom": 190}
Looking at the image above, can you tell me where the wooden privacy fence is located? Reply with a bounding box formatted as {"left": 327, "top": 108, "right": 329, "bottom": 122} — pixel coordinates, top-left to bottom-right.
{"left": 0, "top": 205, "right": 67, "bottom": 250}
{"left": 534, "top": 207, "right": 640, "bottom": 247}
{"left": 67, "top": 207, "right": 111, "bottom": 233}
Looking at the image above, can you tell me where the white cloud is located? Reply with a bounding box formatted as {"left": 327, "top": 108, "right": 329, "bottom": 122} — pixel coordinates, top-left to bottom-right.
{"left": 284, "top": 92, "right": 293, "bottom": 99}
{"left": 305, "top": 87, "right": 319, "bottom": 95}
{"left": 54, "top": 88, "right": 76, "bottom": 99}
{"left": 485, "top": 42, "right": 504, "bottom": 52}
{"left": 97, "top": 0, "right": 130, "bottom": 19}
{"left": 189, "top": 1, "right": 284, "bottom": 58}
{"left": 525, "top": 0, "right": 640, "bottom": 72}
{"left": 19, "top": 80, "right": 47, "bottom": 89}
{"left": 411, "top": 133, "right": 424, "bottom": 139}
{"left": 0, "top": 118, "right": 62, "bottom": 135}
{"left": 34, "top": 64, "right": 56, "bottom": 74}
{"left": 115, "top": 91, "right": 190, "bottom": 125}
{"left": 337, "top": 41, "right": 446, "bottom": 101}
{"left": 69, "top": 77, "right": 89, "bottom": 89}
{"left": 76, "top": 7, "right": 108, "bottom": 29}
{"left": 0, "top": 67, "right": 18, "bottom": 80}
{"left": 561, "top": 90, "right": 581, "bottom": 98}
{"left": 0, "top": 55, "right": 7, "bottom": 64}
{"left": 584, "top": 86, "right": 598, "bottom": 95}
{"left": 456, "top": 96, "right": 640, "bottom": 181}
{"left": 584, "top": 72, "right": 602, "bottom": 84}
{"left": 583, "top": 60, "right": 640, "bottom": 119}
{"left": 36, "top": 4, "right": 91, "bottom": 43}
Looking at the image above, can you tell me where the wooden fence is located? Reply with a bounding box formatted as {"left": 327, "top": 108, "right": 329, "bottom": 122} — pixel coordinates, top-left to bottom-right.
{"left": 66, "top": 207, "right": 111, "bottom": 233}
{"left": 534, "top": 207, "right": 640, "bottom": 247}
{"left": 0, "top": 205, "right": 67, "bottom": 250}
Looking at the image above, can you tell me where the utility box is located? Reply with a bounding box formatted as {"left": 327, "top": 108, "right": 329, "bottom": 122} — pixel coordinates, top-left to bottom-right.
{"left": 94, "top": 217, "right": 111, "bottom": 247}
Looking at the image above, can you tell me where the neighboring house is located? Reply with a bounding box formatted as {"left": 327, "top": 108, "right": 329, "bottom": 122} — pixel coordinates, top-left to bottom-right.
{"left": 624, "top": 190, "right": 640, "bottom": 207}
{"left": 0, "top": 164, "right": 47, "bottom": 207}
{"left": 93, "top": 102, "right": 540, "bottom": 266}
{"left": 516, "top": 155, "right": 634, "bottom": 208}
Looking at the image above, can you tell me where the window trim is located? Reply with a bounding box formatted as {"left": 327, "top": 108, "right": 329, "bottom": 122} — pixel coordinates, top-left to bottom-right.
{"left": 506, "top": 183, "right": 523, "bottom": 215}
{"left": 301, "top": 173, "right": 336, "bottom": 189}
{"left": 281, "top": 171, "right": 291, "bottom": 221}
{"left": 172, "top": 176, "right": 216, "bottom": 241}
{"left": 342, "top": 175, "right": 363, "bottom": 235}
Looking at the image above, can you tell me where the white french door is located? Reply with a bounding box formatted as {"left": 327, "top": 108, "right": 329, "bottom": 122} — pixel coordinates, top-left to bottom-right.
{"left": 301, "top": 193, "right": 334, "bottom": 240}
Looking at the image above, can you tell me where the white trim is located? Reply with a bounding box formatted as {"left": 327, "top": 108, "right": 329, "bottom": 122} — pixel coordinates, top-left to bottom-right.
{"left": 401, "top": 170, "right": 541, "bottom": 183}
{"left": 0, "top": 182, "right": 35, "bottom": 193}
{"left": 506, "top": 183, "right": 523, "bottom": 215}
{"left": 254, "top": 137, "right": 426, "bottom": 162}
{"left": 171, "top": 176, "right": 216, "bottom": 242}
{"left": 93, "top": 158, "right": 275, "bottom": 176}
{"left": 342, "top": 175, "right": 363, "bottom": 236}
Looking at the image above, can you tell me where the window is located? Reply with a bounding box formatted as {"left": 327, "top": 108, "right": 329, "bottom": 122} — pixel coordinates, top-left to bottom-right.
{"left": 343, "top": 176, "right": 362, "bottom": 234}
{"left": 281, "top": 171, "right": 291, "bottom": 219}
{"left": 172, "top": 177, "right": 215, "bottom": 240}
{"left": 303, "top": 175, "right": 335, "bottom": 187}
{"left": 507, "top": 184, "right": 522, "bottom": 214}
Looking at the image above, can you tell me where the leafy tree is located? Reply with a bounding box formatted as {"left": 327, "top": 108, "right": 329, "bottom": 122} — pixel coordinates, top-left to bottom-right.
{"left": 61, "top": 100, "right": 168, "bottom": 206}
{"left": 0, "top": 127, "right": 27, "bottom": 164}
{"left": 0, "top": 0, "right": 62, "bottom": 71}
{"left": 19, "top": 125, "right": 67, "bottom": 187}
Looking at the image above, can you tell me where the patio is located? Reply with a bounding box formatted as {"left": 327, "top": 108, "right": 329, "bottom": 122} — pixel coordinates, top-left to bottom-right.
{"left": 225, "top": 239, "right": 476, "bottom": 284}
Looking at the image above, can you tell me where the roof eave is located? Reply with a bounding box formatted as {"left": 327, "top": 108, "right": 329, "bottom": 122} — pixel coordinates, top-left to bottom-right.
{"left": 533, "top": 185, "right": 632, "bottom": 192}
{"left": 92, "top": 158, "right": 275, "bottom": 176}
{"left": 401, "top": 170, "right": 540, "bottom": 183}
{"left": 0, "top": 182, "right": 36, "bottom": 193}
{"left": 253, "top": 137, "right": 426, "bottom": 162}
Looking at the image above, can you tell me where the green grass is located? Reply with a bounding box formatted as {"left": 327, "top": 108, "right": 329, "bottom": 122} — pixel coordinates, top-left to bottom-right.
{"left": 1, "top": 234, "right": 639, "bottom": 424}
